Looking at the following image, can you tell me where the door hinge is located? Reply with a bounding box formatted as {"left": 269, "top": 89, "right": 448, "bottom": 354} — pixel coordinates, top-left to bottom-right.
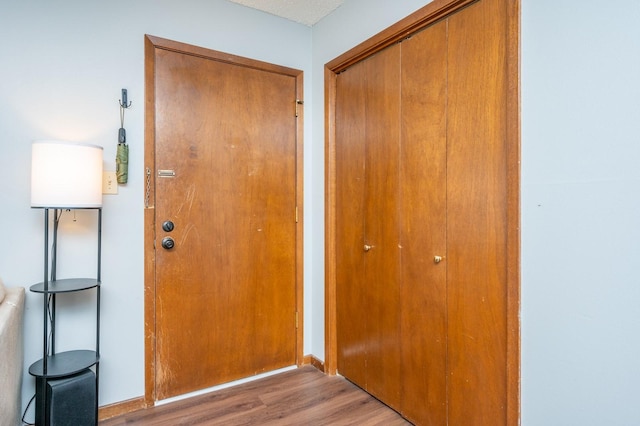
{"left": 295, "top": 99, "right": 304, "bottom": 117}
{"left": 295, "top": 311, "right": 299, "bottom": 329}
{"left": 295, "top": 206, "right": 299, "bottom": 223}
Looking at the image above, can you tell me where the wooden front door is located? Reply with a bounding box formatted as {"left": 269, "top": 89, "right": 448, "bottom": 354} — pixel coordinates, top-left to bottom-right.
{"left": 145, "top": 36, "right": 303, "bottom": 401}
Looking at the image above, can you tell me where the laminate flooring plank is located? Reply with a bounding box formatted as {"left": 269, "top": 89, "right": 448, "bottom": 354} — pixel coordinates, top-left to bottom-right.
{"left": 100, "top": 366, "right": 412, "bottom": 425}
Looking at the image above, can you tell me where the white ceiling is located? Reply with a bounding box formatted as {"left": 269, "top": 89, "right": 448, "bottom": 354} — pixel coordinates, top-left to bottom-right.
{"left": 228, "top": 0, "right": 344, "bottom": 26}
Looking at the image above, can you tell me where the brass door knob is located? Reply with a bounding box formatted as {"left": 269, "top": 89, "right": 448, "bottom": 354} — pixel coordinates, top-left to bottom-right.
{"left": 434, "top": 255, "right": 443, "bottom": 264}
{"left": 364, "top": 244, "right": 372, "bottom": 252}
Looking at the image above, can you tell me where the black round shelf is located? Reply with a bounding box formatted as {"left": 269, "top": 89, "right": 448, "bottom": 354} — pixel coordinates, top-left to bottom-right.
{"left": 30, "top": 278, "right": 100, "bottom": 294}
{"left": 28, "top": 350, "right": 100, "bottom": 378}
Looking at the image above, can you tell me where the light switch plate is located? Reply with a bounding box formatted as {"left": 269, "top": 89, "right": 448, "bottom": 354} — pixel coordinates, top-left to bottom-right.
{"left": 102, "top": 171, "right": 118, "bottom": 195}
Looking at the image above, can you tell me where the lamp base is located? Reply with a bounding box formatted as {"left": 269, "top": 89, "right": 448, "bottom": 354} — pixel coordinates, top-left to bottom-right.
{"left": 35, "top": 369, "right": 96, "bottom": 426}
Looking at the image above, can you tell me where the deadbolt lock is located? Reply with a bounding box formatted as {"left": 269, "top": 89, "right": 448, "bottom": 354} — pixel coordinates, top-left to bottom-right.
{"left": 162, "top": 220, "right": 175, "bottom": 232}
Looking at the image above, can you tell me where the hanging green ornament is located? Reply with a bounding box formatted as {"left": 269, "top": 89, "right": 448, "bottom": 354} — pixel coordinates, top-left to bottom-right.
{"left": 116, "top": 142, "right": 128, "bottom": 184}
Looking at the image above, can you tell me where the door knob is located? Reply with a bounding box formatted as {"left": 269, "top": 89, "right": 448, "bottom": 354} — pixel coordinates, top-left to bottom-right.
{"left": 162, "top": 220, "right": 175, "bottom": 232}
{"left": 162, "top": 237, "right": 175, "bottom": 250}
{"left": 434, "top": 255, "right": 443, "bottom": 264}
{"left": 364, "top": 244, "right": 372, "bottom": 252}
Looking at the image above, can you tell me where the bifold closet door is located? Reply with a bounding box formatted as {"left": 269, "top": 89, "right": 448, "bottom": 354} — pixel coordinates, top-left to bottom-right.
{"left": 399, "top": 1, "right": 509, "bottom": 422}
{"left": 399, "top": 19, "right": 448, "bottom": 426}
{"left": 445, "top": 0, "right": 509, "bottom": 423}
{"left": 336, "top": 0, "right": 510, "bottom": 423}
{"left": 335, "top": 45, "right": 402, "bottom": 410}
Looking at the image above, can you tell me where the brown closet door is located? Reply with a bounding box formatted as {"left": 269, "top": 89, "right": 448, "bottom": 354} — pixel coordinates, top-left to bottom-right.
{"left": 399, "top": 19, "right": 448, "bottom": 426}
{"left": 335, "top": 0, "right": 510, "bottom": 423}
{"left": 336, "top": 45, "right": 402, "bottom": 409}
{"left": 335, "top": 53, "right": 368, "bottom": 390}
{"left": 362, "top": 45, "right": 402, "bottom": 408}
{"left": 446, "top": 0, "right": 508, "bottom": 423}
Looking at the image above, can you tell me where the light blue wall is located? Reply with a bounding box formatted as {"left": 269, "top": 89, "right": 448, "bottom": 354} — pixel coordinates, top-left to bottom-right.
{"left": 521, "top": 0, "right": 640, "bottom": 424}
{"left": 0, "top": 0, "right": 313, "bottom": 416}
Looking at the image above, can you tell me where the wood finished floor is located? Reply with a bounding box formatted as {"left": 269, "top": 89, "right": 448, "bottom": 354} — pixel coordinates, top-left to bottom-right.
{"left": 100, "top": 366, "right": 412, "bottom": 425}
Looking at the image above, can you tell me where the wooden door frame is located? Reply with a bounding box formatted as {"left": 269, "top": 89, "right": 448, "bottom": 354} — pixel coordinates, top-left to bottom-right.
{"left": 324, "top": 0, "right": 520, "bottom": 423}
{"left": 144, "top": 34, "right": 305, "bottom": 405}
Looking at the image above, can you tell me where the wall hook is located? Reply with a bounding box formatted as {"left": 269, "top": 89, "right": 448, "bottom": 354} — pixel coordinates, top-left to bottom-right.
{"left": 119, "top": 88, "right": 132, "bottom": 108}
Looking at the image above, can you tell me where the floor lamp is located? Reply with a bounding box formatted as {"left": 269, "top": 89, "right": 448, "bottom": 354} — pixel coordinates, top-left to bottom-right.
{"left": 30, "top": 140, "right": 103, "bottom": 425}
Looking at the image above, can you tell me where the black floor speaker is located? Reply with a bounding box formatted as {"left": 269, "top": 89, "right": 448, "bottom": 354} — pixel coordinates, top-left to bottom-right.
{"left": 35, "top": 369, "right": 97, "bottom": 426}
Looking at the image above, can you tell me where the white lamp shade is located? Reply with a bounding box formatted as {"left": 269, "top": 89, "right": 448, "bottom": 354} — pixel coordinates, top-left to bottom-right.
{"left": 31, "top": 140, "right": 104, "bottom": 208}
